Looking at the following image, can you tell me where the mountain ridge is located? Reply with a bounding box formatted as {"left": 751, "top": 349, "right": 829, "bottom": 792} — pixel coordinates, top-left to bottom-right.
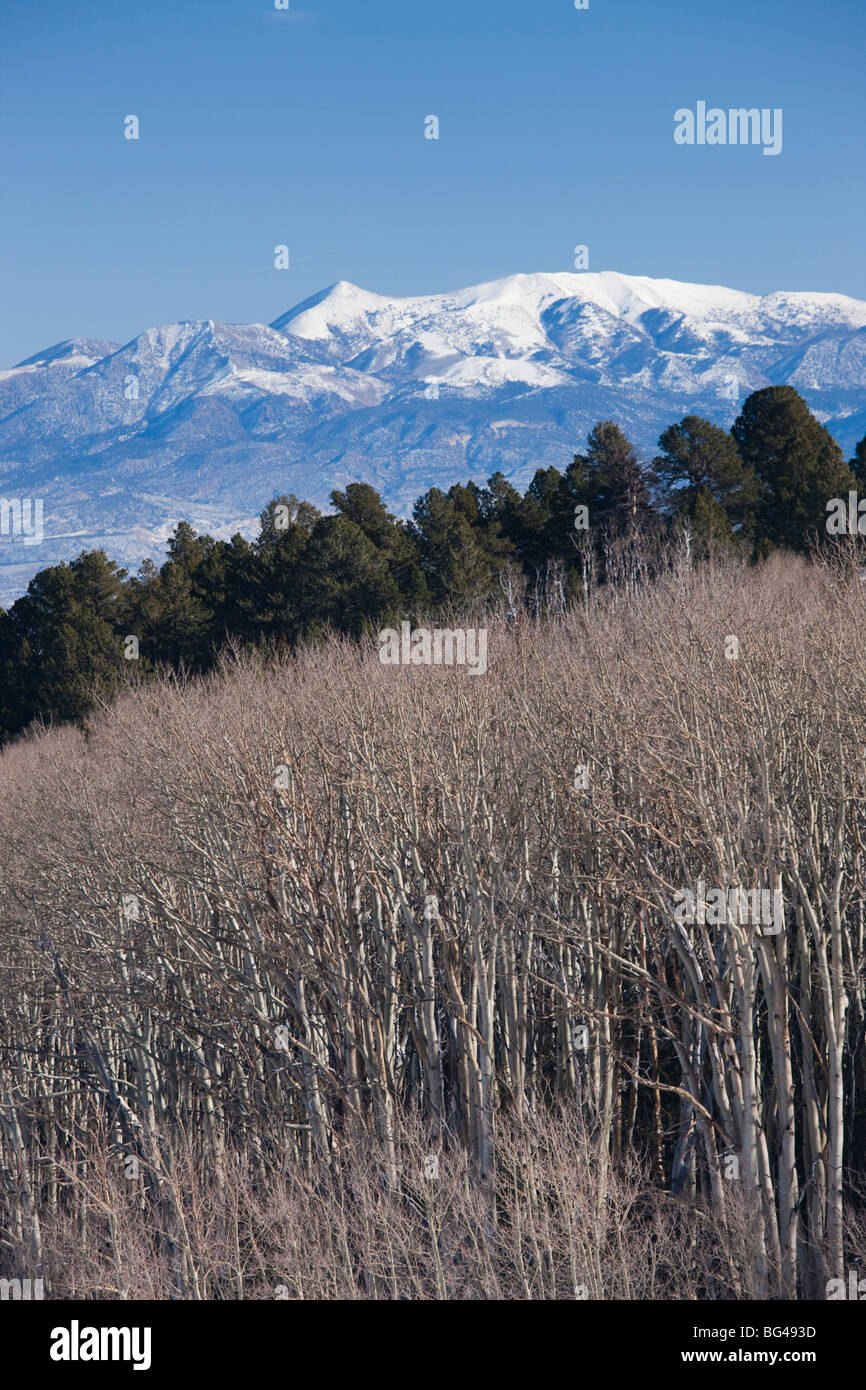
{"left": 1, "top": 268, "right": 865, "bottom": 605}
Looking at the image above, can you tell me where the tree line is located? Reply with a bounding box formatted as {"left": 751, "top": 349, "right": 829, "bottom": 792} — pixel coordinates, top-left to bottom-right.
{"left": 1, "top": 383, "right": 863, "bottom": 743}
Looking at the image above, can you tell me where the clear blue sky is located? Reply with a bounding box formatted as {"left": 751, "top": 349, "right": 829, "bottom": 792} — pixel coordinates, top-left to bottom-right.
{"left": 2, "top": 0, "right": 864, "bottom": 367}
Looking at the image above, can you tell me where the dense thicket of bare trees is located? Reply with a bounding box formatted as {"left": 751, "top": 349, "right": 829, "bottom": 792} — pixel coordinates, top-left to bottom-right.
{"left": 1, "top": 550, "right": 864, "bottom": 1298}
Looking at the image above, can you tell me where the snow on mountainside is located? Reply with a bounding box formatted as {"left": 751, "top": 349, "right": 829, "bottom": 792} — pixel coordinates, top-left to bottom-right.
{"left": 1, "top": 269, "right": 865, "bottom": 605}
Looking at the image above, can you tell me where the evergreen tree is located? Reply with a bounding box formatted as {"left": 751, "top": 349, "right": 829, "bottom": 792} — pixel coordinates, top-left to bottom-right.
{"left": 733, "top": 387, "right": 854, "bottom": 552}
{"left": 653, "top": 414, "right": 758, "bottom": 546}
{"left": 258, "top": 494, "right": 321, "bottom": 551}
{"left": 475, "top": 472, "right": 524, "bottom": 552}
{"left": 244, "top": 494, "right": 320, "bottom": 646}
{"left": 410, "top": 487, "right": 494, "bottom": 606}
{"left": 124, "top": 559, "right": 163, "bottom": 667}
{"left": 449, "top": 479, "right": 518, "bottom": 573}
{"left": 546, "top": 453, "right": 599, "bottom": 561}
{"left": 0, "top": 551, "right": 127, "bottom": 735}
{"left": 575, "top": 422, "right": 654, "bottom": 535}
{"left": 516, "top": 466, "right": 565, "bottom": 570}
{"left": 331, "top": 483, "right": 429, "bottom": 607}
{"left": 142, "top": 522, "right": 221, "bottom": 670}
{"left": 298, "top": 515, "right": 402, "bottom": 638}
{"left": 670, "top": 486, "right": 737, "bottom": 550}
{"left": 200, "top": 535, "right": 253, "bottom": 649}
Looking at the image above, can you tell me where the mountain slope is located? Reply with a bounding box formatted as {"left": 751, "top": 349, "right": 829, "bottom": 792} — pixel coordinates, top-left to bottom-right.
{"left": 2, "top": 269, "right": 865, "bottom": 604}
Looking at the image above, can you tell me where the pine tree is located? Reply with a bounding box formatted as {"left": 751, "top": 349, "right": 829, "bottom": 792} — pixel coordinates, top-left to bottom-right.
{"left": 244, "top": 495, "right": 320, "bottom": 646}
{"left": 575, "top": 421, "right": 654, "bottom": 536}
{"left": 298, "top": 515, "right": 402, "bottom": 639}
{"left": 331, "top": 483, "right": 429, "bottom": 607}
{"left": 145, "top": 522, "right": 220, "bottom": 670}
{"left": 257, "top": 494, "right": 321, "bottom": 551}
{"left": 410, "top": 487, "right": 495, "bottom": 606}
{"left": 476, "top": 472, "right": 524, "bottom": 553}
{"left": 0, "top": 551, "right": 127, "bottom": 735}
{"left": 515, "top": 466, "right": 565, "bottom": 570}
{"left": 653, "top": 414, "right": 758, "bottom": 547}
{"left": 733, "top": 387, "right": 854, "bottom": 552}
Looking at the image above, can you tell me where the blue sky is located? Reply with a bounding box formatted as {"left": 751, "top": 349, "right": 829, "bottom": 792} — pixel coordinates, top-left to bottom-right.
{"left": 2, "top": 0, "right": 864, "bottom": 366}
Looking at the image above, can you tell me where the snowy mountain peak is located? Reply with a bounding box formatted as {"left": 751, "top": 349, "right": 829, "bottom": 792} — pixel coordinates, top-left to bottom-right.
{"left": 2, "top": 269, "right": 866, "bottom": 608}
{"left": 10, "top": 337, "right": 122, "bottom": 372}
{"left": 265, "top": 270, "right": 866, "bottom": 375}
{"left": 271, "top": 280, "right": 395, "bottom": 339}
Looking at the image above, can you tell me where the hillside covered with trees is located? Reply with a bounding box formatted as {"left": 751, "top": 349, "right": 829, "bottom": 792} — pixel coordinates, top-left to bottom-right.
{"left": 1, "top": 385, "right": 864, "bottom": 744}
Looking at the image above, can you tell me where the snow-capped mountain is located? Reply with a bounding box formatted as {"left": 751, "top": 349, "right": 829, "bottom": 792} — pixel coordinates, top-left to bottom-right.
{"left": 2, "top": 269, "right": 865, "bottom": 605}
